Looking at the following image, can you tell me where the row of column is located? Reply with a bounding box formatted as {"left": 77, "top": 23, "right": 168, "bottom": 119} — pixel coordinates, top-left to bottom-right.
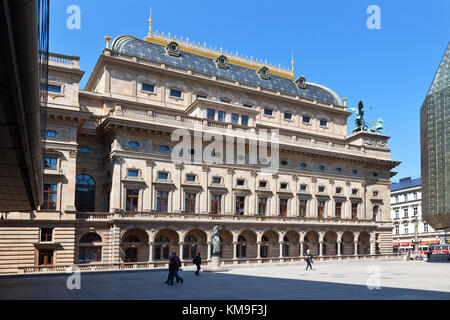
{"left": 145, "top": 240, "right": 376, "bottom": 262}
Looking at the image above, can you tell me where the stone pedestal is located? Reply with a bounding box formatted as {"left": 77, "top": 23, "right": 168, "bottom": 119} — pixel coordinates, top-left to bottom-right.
{"left": 203, "top": 255, "right": 230, "bottom": 272}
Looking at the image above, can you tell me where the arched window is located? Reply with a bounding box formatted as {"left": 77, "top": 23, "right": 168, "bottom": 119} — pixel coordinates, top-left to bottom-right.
{"left": 79, "top": 232, "right": 102, "bottom": 243}
{"left": 155, "top": 235, "right": 170, "bottom": 260}
{"left": 183, "top": 235, "right": 198, "bottom": 259}
{"left": 373, "top": 205, "right": 379, "bottom": 221}
{"left": 123, "top": 235, "right": 140, "bottom": 243}
{"left": 283, "top": 236, "right": 290, "bottom": 257}
{"left": 75, "top": 174, "right": 95, "bottom": 212}
{"left": 78, "top": 232, "right": 102, "bottom": 264}
{"left": 237, "top": 236, "right": 247, "bottom": 258}
{"left": 261, "top": 236, "right": 269, "bottom": 258}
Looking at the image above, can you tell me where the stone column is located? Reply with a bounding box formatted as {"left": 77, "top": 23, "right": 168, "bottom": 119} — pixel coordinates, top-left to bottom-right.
{"left": 179, "top": 242, "right": 184, "bottom": 261}
{"left": 233, "top": 241, "right": 237, "bottom": 260}
{"left": 271, "top": 174, "right": 278, "bottom": 216}
{"left": 250, "top": 171, "right": 258, "bottom": 215}
{"left": 110, "top": 155, "right": 124, "bottom": 211}
{"left": 149, "top": 242, "right": 154, "bottom": 262}
{"left": 300, "top": 241, "right": 305, "bottom": 257}
{"left": 311, "top": 177, "right": 317, "bottom": 218}
{"left": 207, "top": 241, "right": 212, "bottom": 260}
{"left": 370, "top": 241, "right": 376, "bottom": 255}
{"left": 200, "top": 166, "right": 209, "bottom": 214}
{"left": 257, "top": 241, "right": 261, "bottom": 259}
{"left": 279, "top": 242, "right": 284, "bottom": 258}
{"left": 337, "top": 241, "right": 342, "bottom": 256}
{"left": 319, "top": 241, "right": 324, "bottom": 257}
{"left": 329, "top": 179, "right": 334, "bottom": 218}
{"left": 291, "top": 175, "right": 298, "bottom": 217}
{"left": 173, "top": 163, "right": 184, "bottom": 213}
{"left": 226, "top": 168, "right": 234, "bottom": 215}
{"left": 354, "top": 241, "right": 358, "bottom": 256}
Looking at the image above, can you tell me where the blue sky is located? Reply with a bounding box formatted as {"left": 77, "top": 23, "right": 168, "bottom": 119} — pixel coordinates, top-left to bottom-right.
{"left": 49, "top": 0, "right": 450, "bottom": 181}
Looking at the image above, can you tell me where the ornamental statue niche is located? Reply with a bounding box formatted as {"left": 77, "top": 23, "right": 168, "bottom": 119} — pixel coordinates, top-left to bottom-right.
{"left": 350, "top": 101, "right": 387, "bottom": 134}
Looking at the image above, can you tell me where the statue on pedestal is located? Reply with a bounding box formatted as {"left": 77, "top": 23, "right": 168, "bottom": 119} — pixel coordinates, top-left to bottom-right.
{"left": 350, "top": 101, "right": 371, "bottom": 133}
{"left": 212, "top": 226, "right": 221, "bottom": 256}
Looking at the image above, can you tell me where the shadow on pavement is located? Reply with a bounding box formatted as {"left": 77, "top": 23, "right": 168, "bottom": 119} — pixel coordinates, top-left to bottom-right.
{"left": 0, "top": 270, "right": 449, "bottom": 300}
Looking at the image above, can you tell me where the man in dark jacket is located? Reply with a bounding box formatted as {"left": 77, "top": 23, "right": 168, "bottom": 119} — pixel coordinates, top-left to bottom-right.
{"left": 168, "top": 252, "right": 183, "bottom": 285}
{"left": 305, "top": 249, "right": 313, "bottom": 270}
{"left": 193, "top": 252, "right": 202, "bottom": 276}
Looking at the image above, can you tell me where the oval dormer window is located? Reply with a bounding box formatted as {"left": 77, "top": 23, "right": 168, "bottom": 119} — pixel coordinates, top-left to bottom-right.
{"left": 128, "top": 141, "right": 140, "bottom": 148}
{"left": 167, "top": 41, "right": 180, "bottom": 56}
{"left": 46, "top": 130, "right": 59, "bottom": 137}
{"left": 258, "top": 67, "right": 270, "bottom": 80}
{"left": 158, "top": 145, "right": 170, "bottom": 152}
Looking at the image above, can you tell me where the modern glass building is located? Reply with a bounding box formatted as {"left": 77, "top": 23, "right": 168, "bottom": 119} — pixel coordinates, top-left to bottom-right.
{"left": 420, "top": 42, "right": 450, "bottom": 231}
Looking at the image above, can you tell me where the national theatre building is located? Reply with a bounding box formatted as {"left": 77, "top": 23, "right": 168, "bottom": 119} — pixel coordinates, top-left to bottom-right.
{"left": 0, "top": 22, "right": 400, "bottom": 274}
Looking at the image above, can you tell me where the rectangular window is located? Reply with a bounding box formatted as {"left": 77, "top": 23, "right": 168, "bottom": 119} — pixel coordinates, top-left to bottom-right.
{"left": 302, "top": 116, "right": 310, "bottom": 124}
{"left": 279, "top": 199, "right": 288, "bottom": 216}
{"left": 218, "top": 111, "right": 226, "bottom": 122}
{"left": 170, "top": 89, "right": 182, "bottom": 98}
{"left": 259, "top": 181, "right": 267, "bottom": 188}
{"left": 43, "top": 158, "right": 57, "bottom": 169}
{"left": 318, "top": 201, "right": 325, "bottom": 218}
{"left": 212, "top": 177, "right": 221, "bottom": 184}
{"left": 235, "top": 196, "right": 245, "bottom": 215}
{"left": 403, "top": 208, "right": 408, "bottom": 218}
{"left": 404, "top": 194, "right": 408, "bottom": 201}
{"left": 38, "top": 249, "right": 54, "bottom": 266}
{"left": 157, "top": 191, "right": 169, "bottom": 212}
{"left": 158, "top": 172, "right": 168, "bottom": 180}
{"left": 42, "top": 184, "right": 57, "bottom": 210}
{"left": 413, "top": 192, "right": 418, "bottom": 200}
{"left": 318, "top": 186, "right": 325, "bottom": 193}
{"left": 207, "top": 108, "right": 215, "bottom": 120}
{"left": 351, "top": 203, "right": 358, "bottom": 219}
{"left": 395, "top": 225, "right": 399, "bottom": 235}
{"left": 236, "top": 179, "right": 245, "bottom": 186}
{"left": 413, "top": 207, "right": 418, "bottom": 215}
{"left": 395, "top": 195, "right": 399, "bottom": 203}
{"left": 336, "top": 187, "right": 342, "bottom": 194}
{"left": 404, "top": 226, "right": 409, "bottom": 234}
{"left": 258, "top": 197, "right": 267, "bottom": 216}
{"left": 186, "top": 174, "right": 196, "bottom": 182}
{"left": 264, "top": 109, "right": 273, "bottom": 116}
{"left": 78, "top": 247, "right": 102, "bottom": 263}
{"left": 185, "top": 193, "right": 196, "bottom": 213}
{"left": 231, "top": 113, "right": 239, "bottom": 124}
{"left": 352, "top": 189, "right": 358, "bottom": 195}
{"left": 40, "top": 228, "right": 53, "bottom": 242}
{"left": 335, "top": 202, "right": 343, "bottom": 218}
{"left": 395, "top": 209, "right": 399, "bottom": 219}
{"left": 41, "top": 84, "right": 61, "bottom": 93}
{"left": 211, "top": 195, "right": 221, "bottom": 214}
{"left": 142, "top": 83, "right": 155, "bottom": 93}
{"left": 126, "top": 189, "right": 139, "bottom": 212}
{"left": 241, "top": 115, "right": 249, "bottom": 126}
{"left": 320, "top": 120, "right": 328, "bottom": 127}
{"left": 128, "top": 169, "right": 139, "bottom": 177}
{"left": 300, "top": 184, "right": 307, "bottom": 191}
{"left": 299, "top": 200, "right": 307, "bottom": 217}
{"left": 424, "top": 223, "right": 428, "bottom": 232}
{"left": 284, "top": 113, "right": 292, "bottom": 120}
{"left": 280, "top": 183, "right": 288, "bottom": 190}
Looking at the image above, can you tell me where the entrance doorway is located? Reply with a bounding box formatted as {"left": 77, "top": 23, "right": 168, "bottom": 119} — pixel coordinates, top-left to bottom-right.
{"left": 125, "top": 247, "right": 138, "bottom": 262}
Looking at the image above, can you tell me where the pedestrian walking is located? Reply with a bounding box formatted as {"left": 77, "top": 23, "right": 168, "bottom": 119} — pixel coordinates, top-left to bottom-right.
{"left": 168, "top": 252, "right": 183, "bottom": 285}
{"left": 193, "top": 252, "right": 202, "bottom": 276}
{"left": 305, "top": 249, "right": 313, "bottom": 270}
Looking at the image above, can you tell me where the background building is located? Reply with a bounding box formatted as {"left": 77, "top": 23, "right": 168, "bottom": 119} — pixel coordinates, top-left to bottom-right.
{"left": 0, "top": 21, "right": 400, "bottom": 274}
{"left": 0, "top": 0, "right": 48, "bottom": 213}
{"left": 420, "top": 42, "right": 450, "bottom": 231}
{"left": 391, "top": 177, "right": 447, "bottom": 253}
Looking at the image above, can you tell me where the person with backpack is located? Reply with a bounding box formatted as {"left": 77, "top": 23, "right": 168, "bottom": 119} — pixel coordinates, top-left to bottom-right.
{"left": 305, "top": 249, "right": 313, "bottom": 270}
{"left": 167, "top": 252, "right": 184, "bottom": 285}
{"left": 193, "top": 252, "right": 202, "bottom": 276}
